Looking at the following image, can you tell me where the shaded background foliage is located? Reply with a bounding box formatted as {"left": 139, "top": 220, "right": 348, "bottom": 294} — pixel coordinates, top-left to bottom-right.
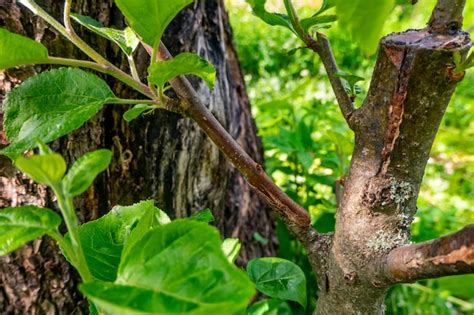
{"left": 227, "top": 0, "right": 474, "bottom": 313}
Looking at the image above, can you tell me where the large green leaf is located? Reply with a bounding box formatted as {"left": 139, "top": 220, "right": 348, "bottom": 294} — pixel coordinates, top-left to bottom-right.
{"left": 335, "top": 0, "right": 395, "bottom": 55}
{"left": 82, "top": 220, "right": 255, "bottom": 314}
{"left": 1, "top": 68, "right": 114, "bottom": 158}
{"left": 62, "top": 149, "right": 112, "bottom": 197}
{"left": 247, "top": 299, "right": 293, "bottom": 315}
{"left": 247, "top": 257, "right": 307, "bottom": 308}
{"left": 0, "top": 206, "right": 61, "bottom": 255}
{"left": 74, "top": 200, "right": 165, "bottom": 282}
{"left": 114, "top": 0, "right": 193, "bottom": 46}
{"left": 148, "top": 52, "right": 216, "bottom": 90}
{"left": 0, "top": 28, "right": 49, "bottom": 70}
{"left": 121, "top": 202, "right": 170, "bottom": 261}
{"left": 71, "top": 14, "right": 138, "bottom": 55}
{"left": 15, "top": 153, "right": 67, "bottom": 187}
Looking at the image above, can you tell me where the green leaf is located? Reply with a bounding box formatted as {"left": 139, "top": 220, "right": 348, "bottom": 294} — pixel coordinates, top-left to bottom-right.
{"left": 74, "top": 200, "right": 165, "bottom": 282}
{"left": 15, "top": 153, "right": 66, "bottom": 187}
{"left": 123, "top": 104, "right": 155, "bottom": 122}
{"left": 114, "top": 0, "right": 193, "bottom": 46}
{"left": 0, "top": 206, "right": 61, "bottom": 255}
{"left": 247, "top": 257, "right": 307, "bottom": 308}
{"left": 253, "top": 232, "right": 269, "bottom": 245}
{"left": 335, "top": 71, "right": 364, "bottom": 87}
{"left": 82, "top": 220, "right": 254, "bottom": 314}
{"left": 190, "top": 208, "right": 215, "bottom": 223}
{"left": 71, "top": 14, "right": 138, "bottom": 55}
{"left": 247, "top": 299, "right": 293, "bottom": 315}
{"left": 335, "top": 71, "right": 364, "bottom": 95}
{"left": 335, "top": 0, "right": 395, "bottom": 55}
{"left": 222, "top": 238, "right": 241, "bottom": 263}
{"left": 315, "top": 0, "right": 336, "bottom": 16}
{"left": 124, "top": 28, "right": 140, "bottom": 51}
{"left": 0, "top": 28, "right": 49, "bottom": 70}
{"left": 300, "top": 15, "right": 336, "bottom": 32}
{"left": 148, "top": 52, "right": 216, "bottom": 90}
{"left": 62, "top": 149, "right": 112, "bottom": 197}
{"left": 121, "top": 202, "right": 170, "bottom": 261}
{"left": 246, "top": 0, "right": 293, "bottom": 32}
{"left": 1, "top": 68, "right": 115, "bottom": 158}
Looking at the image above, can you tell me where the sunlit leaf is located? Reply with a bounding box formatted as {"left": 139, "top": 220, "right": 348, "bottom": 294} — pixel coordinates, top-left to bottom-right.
{"left": 82, "top": 220, "right": 254, "bottom": 314}
{"left": 15, "top": 153, "right": 66, "bottom": 187}
{"left": 1, "top": 68, "right": 114, "bottom": 158}
{"left": 71, "top": 14, "right": 138, "bottom": 55}
{"left": 0, "top": 206, "right": 61, "bottom": 255}
{"left": 222, "top": 238, "right": 241, "bottom": 263}
{"left": 115, "top": 0, "right": 193, "bottom": 46}
{"left": 73, "top": 200, "right": 166, "bottom": 282}
{"left": 148, "top": 52, "right": 216, "bottom": 90}
{"left": 335, "top": 0, "right": 395, "bottom": 55}
{"left": 247, "top": 299, "right": 293, "bottom": 315}
{"left": 63, "top": 149, "right": 112, "bottom": 197}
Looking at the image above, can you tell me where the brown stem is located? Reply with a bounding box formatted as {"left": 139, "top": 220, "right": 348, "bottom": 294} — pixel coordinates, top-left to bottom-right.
{"left": 306, "top": 33, "right": 356, "bottom": 128}
{"left": 428, "top": 0, "right": 467, "bottom": 34}
{"left": 383, "top": 224, "right": 474, "bottom": 284}
{"left": 143, "top": 42, "right": 313, "bottom": 241}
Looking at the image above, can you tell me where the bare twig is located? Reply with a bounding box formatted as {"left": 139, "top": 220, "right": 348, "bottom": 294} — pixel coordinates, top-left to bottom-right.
{"left": 46, "top": 57, "right": 155, "bottom": 98}
{"left": 281, "top": 0, "right": 356, "bottom": 128}
{"left": 383, "top": 224, "right": 474, "bottom": 284}
{"left": 312, "top": 33, "right": 356, "bottom": 127}
{"left": 143, "top": 42, "right": 313, "bottom": 241}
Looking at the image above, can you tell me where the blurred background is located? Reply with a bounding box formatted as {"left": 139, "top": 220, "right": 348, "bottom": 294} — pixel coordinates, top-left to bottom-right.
{"left": 226, "top": 0, "right": 474, "bottom": 314}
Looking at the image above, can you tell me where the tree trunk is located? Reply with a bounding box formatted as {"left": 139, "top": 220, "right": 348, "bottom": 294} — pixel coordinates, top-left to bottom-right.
{"left": 0, "top": 0, "right": 275, "bottom": 313}
{"left": 307, "top": 9, "right": 471, "bottom": 315}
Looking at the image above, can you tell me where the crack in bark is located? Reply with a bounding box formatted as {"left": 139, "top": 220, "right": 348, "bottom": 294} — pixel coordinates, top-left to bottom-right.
{"left": 379, "top": 47, "right": 414, "bottom": 175}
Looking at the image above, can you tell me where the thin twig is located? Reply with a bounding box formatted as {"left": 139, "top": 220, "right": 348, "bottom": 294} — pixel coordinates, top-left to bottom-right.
{"left": 20, "top": 0, "right": 155, "bottom": 98}
{"left": 312, "top": 33, "right": 356, "bottom": 127}
{"left": 127, "top": 55, "right": 141, "bottom": 82}
{"left": 281, "top": 0, "right": 356, "bottom": 128}
{"left": 46, "top": 57, "right": 155, "bottom": 98}
{"left": 428, "top": 0, "right": 467, "bottom": 34}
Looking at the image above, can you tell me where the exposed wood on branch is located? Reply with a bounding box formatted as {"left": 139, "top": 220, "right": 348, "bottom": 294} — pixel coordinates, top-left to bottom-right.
{"left": 384, "top": 224, "right": 474, "bottom": 283}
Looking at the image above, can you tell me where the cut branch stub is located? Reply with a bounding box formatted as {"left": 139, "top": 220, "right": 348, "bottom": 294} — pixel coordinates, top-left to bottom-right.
{"left": 383, "top": 224, "right": 474, "bottom": 284}
{"left": 308, "top": 22, "right": 472, "bottom": 314}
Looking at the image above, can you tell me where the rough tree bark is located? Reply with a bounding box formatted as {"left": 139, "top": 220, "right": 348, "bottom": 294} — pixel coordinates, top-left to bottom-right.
{"left": 0, "top": 0, "right": 275, "bottom": 313}
{"left": 304, "top": 0, "right": 473, "bottom": 313}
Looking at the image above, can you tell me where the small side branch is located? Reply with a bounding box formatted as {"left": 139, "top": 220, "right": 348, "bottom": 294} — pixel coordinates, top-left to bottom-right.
{"left": 384, "top": 224, "right": 474, "bottom": 284}
{"left": 144, "top": 43, "right": 313, "bottom": 242}
{"left": 312, "top": 33, "right": 356, "bottom": 127}
{"left": 428, "top": 0, "right": 467, "bottom": 34}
